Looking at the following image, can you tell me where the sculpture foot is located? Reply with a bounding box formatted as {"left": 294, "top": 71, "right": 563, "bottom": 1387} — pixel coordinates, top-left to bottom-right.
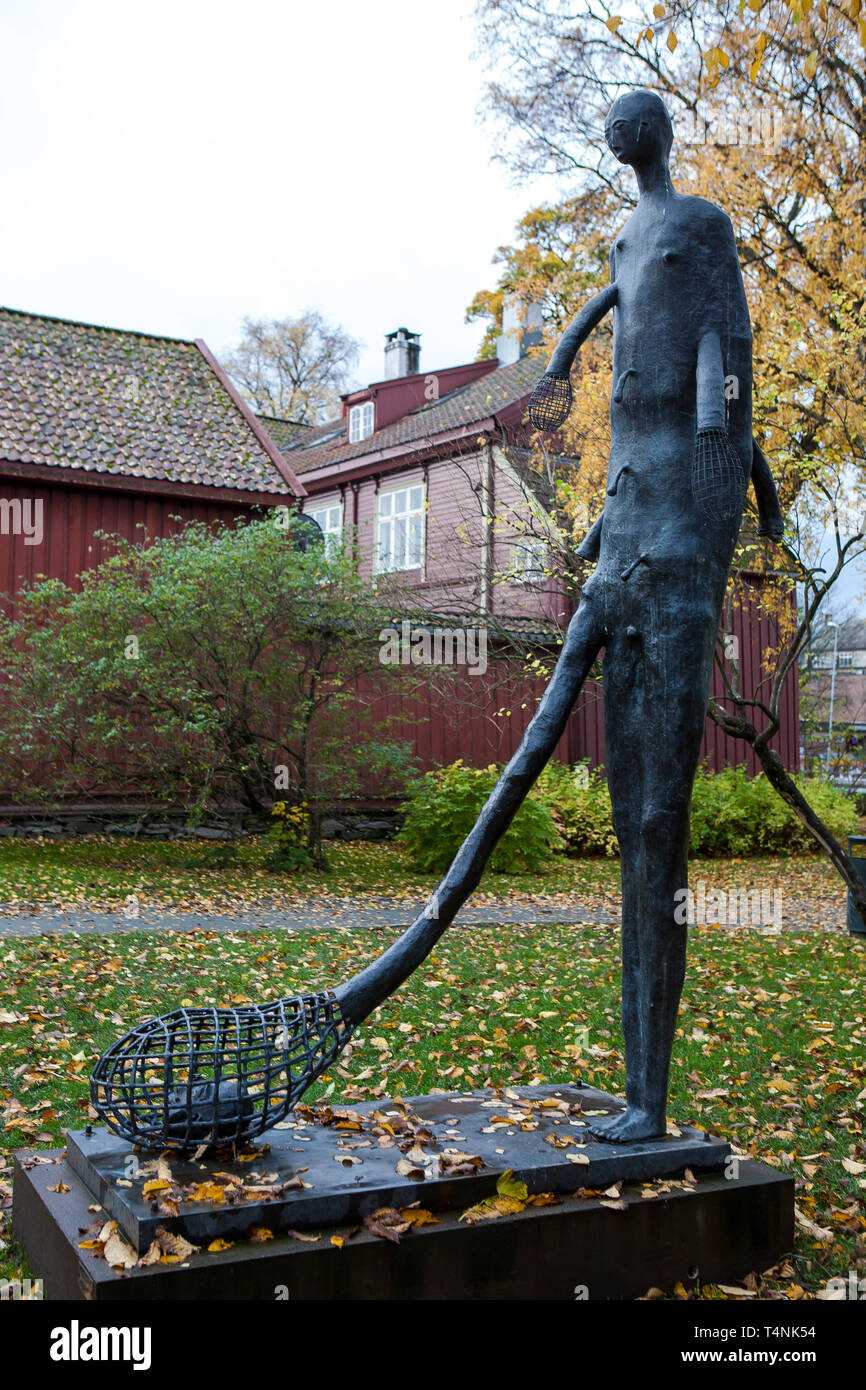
{"left": 586, "top": 1106, "right": 665, "bottom": 1143}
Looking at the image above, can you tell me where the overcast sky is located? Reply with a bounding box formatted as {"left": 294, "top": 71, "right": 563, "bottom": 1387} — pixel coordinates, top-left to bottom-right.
{"left": 0, "top": 0, "right": 550, "bottom": 386}
{"left": 3, "top": 0, "right": 861, "bottom": 610}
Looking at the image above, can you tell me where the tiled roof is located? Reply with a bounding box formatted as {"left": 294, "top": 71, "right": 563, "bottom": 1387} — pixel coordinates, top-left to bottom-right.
{"left": 0, "top": 307, "right": 298, "bottom": 495}
{"left": 257, "top": 414, "right": 313, "bottom": 452}
{"left": 282, "top": 356, "right": 540, "bottom": 475}
{"left": 813, "top": 618, "right": 866, "bottom": 654}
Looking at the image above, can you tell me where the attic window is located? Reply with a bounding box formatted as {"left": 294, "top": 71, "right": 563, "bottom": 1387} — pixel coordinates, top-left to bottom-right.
{"left": 349, "top": 401, "right": 374, "bottom": 443}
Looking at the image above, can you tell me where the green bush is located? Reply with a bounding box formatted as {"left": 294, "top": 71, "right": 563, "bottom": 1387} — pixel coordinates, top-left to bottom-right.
{"left": 534, "top": 761, "right": 619, "bottom": 857}
{"left": 688, "top": 765, "right": 858, "bottom": 856}
{"left": 399, "top": 758, "right": 859, "bottom": 865}
{"left": 397, "top": 760, "right": 563, "bottom": 873}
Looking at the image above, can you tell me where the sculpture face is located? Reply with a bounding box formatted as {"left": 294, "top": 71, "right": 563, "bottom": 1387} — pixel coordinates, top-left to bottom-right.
{"left": 604, "top": 93, "right": 672, "bottom": 165}
{"left": 605, "top": 112, "right": 644, "bottom": 164}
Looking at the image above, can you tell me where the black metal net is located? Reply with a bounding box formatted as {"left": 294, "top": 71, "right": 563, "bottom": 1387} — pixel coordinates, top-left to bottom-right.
{"left": 691, "top": 427, "right": 747, "bottom": 523}
{"left": 90, "top": 992, "right": 352, "bottom": 1150}
{"left": 527, "top": 373, "right": 573, "bottom": 432}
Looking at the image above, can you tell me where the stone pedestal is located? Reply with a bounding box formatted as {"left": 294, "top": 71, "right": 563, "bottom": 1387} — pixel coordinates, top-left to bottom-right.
{"left": 13, "top": 1083, "right": 794, "bottom": 1300}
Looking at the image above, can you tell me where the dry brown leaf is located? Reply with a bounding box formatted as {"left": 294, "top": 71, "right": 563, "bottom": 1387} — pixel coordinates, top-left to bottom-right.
{"left": 398, "top": 1206, "right": 439, "bottom": 1227}
{"left": 103, "top": 1230, "right": 138, "bottom": 1269}
{"left": 156, "top": 1226, "right": 199, "bottom": 1260}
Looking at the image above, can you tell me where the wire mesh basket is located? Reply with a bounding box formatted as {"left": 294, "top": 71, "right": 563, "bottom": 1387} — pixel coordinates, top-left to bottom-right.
{"left": 527, "top": 373, "right": 573, "bottom": 431}
{"left": 692, "top": 427, "right": 747, "bottom": 523}
{"left": 90, "top": 992, "right": 352, "bottom": 1150}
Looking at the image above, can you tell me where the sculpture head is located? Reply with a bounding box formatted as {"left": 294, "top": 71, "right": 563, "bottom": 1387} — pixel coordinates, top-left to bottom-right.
{"left": 604, "top": 90, "right": 673, "bottom": 166}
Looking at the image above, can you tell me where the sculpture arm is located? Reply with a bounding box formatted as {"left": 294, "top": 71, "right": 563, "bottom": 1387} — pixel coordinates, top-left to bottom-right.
{"left": 546, "top": 282, "right": 618, "bottom": 378}
{"left": 577, "top": 511, "right": 604, "bottom": 561}
{"left": 336, "top": 601, "right": 606, "bottom": 1025}
{"left": 751, "top": 439, "right": 785, "bottom": 539}
{"left": 695, "top": 330, "right": 726, "bottom": 432}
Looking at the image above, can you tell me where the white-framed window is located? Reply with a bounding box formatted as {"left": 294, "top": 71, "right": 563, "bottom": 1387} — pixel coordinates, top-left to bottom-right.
{"left": 349, "top": 400, "right": 374, "bottom": 443}
{"left": 838, "top": 652, "right": 854, "bottom": 669}
{"left": 511, "top": 538, "right": 547, "bottom": 584}
{"left": 307, "top": 501, "right": 343, "bottom": 558}
{"left": 376, "top": 482, "right": 425, "bottom": 573}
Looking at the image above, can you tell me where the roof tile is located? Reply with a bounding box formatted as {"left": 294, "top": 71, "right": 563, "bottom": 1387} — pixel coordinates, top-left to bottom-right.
{"left": 0, "top": 307, "right": 294, "bottom": 495}
{"left": 272, "top": 356, "right": 540, "bottom": 475}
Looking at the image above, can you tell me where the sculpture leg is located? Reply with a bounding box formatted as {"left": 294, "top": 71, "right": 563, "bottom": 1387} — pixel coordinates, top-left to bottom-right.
{"left": 336, "top": 593, "right": 607, "bottom": 1024}
{"left": 586, "top": 575, "right": 719, "bottom": 1141}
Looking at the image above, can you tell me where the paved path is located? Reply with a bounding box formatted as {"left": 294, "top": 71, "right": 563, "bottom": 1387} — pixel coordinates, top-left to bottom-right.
{"left": 0, "top": 893, "right": 848, "bottom": 938}
{"left": 0, "top": 900, "right": 615, "bottom": 938}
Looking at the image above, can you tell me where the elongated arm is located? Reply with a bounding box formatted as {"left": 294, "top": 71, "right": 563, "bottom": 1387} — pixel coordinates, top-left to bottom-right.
{"left": 546, "top": 283, "right": 618, "bottom": 378}
{"left": 696, "top": 330, "right": 726, "bottom": 431}
{"left": 336, "top": 601, "right": 606, "bottom": 1025}
{"left": 751, "top": 439, "right": 784, "bottom": 539}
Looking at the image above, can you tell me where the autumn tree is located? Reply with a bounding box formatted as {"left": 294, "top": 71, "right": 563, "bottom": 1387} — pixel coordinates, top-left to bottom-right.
{"left": 223, "top": 311, "right": 360, "bottom": 423}
{"left": 467, "top": 0, "right": 866, "bottom": 915}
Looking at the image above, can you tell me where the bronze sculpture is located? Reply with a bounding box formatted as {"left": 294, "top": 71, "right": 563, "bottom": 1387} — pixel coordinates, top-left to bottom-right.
{"left": 92, "top": 90, "right": 783, "bottom": 1150}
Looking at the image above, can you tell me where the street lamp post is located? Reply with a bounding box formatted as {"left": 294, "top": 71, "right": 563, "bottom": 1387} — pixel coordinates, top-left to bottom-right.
{"left": 826, "top": 620, "right": 840, "bottom": 777}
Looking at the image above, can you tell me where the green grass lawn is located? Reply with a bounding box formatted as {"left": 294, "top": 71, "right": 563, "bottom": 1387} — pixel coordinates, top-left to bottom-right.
{"left": 1, "top": 912, "right": 863, "bottom": 1298}
{"left": 0, "top": 833, "right": 844, "bottom": 912}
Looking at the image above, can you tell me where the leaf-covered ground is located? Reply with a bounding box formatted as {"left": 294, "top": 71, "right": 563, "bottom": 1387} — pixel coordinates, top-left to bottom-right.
{"left": 1, "top": 909, "right": 863, "bottom": 1298}
{"left": 0, "top": 836, "right": 847, "bottom": 929}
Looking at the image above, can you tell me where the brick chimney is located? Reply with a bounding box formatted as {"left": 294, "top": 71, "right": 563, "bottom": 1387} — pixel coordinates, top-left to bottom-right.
{"left": 384, "top": 327, "right": 421, "bottom": 379}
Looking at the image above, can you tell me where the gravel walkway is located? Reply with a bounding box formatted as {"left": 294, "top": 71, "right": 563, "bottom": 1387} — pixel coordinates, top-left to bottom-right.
{"left": 0, "top": 899, "right": 614, "bottom": 937}
{"left": 0, "top": 892, "right": 850, "bottom": 936}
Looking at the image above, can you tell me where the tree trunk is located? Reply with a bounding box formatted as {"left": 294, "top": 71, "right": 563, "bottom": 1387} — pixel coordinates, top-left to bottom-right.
{"left": 709, "top": 704, "right": 866, "bottom": 929}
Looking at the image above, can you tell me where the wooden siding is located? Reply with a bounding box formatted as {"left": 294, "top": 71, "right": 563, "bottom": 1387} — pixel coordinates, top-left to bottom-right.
{"left": 0, "top": 475, "right": 270, "bottom": 599}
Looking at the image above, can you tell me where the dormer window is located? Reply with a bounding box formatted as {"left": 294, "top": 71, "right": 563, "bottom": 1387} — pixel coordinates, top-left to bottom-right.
{"left": 349, "top": 400, "right": 374, "bottom": 443}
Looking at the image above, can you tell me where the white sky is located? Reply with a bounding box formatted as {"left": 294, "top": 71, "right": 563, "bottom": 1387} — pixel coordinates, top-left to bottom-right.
{"left": 0, "top": 0, "right": 551, "bottom": 387}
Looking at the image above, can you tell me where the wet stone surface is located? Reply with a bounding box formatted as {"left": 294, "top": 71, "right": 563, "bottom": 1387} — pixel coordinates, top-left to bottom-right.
{"left": 66, "top": 1082, "right": 729, "bottom": 1253}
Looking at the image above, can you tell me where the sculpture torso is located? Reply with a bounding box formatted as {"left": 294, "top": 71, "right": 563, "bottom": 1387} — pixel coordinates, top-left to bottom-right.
{"left": 599, "top": 191, "right": 753, "bottom": 580}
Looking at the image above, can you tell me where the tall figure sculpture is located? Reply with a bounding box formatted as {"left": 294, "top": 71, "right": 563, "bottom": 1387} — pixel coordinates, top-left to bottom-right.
{"left": 92, "top": 91, "right": 783, "bottom": 1151}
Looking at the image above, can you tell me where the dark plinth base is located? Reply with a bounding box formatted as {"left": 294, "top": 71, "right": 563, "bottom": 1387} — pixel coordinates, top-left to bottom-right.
{"left": 13, "top": 1083, "right": 794, "bottom": 1300}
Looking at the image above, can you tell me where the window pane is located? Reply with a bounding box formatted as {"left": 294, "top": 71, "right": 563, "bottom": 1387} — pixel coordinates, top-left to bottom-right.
{"left": 408, "top": 513, "right": 423, "bottom": 567}
{"left": 394, "top": 515, "right": 407, "bottom": 567}
{"left": 379, "top": 492, "right": 392, "bottom": 517}
{"left": 409, "top": 485, "right": 423, "bottom": 511}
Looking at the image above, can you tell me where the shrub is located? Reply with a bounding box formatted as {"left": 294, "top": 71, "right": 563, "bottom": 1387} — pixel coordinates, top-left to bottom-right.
{"left": 397, "top": 761, "right": 563, "bottom": 873}
{"left": 534, "top": 761, "right": 619, "bottom": 857}
{"left": 264, "top": 801, "right": 311, "bottom": 873}
{"left": 399, "top": 758, "right": 859, "bottom": 865}
{"left": 688, "top": 765, "right": 858, "bottom": 856}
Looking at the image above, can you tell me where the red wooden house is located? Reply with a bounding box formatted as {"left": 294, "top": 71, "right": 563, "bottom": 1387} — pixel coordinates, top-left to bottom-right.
{"left": 269, "top": 325, "right": 799, "bottom": 776}
{"left": 0, "top": 305, "right": 799, "bottom": 802}
{"left": 0, "top": 306, "right": 305, "bottom": 604}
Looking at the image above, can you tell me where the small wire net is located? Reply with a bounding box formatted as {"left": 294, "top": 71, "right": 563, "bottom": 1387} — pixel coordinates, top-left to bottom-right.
{"left": 527, "top": 373, "right": 573, "bottom": 432}
{"left": 692, "top": 427, "right": 747, "bottom": 523}
{"left": 90, "top": 992, "right": 352, "bottom": 1150}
